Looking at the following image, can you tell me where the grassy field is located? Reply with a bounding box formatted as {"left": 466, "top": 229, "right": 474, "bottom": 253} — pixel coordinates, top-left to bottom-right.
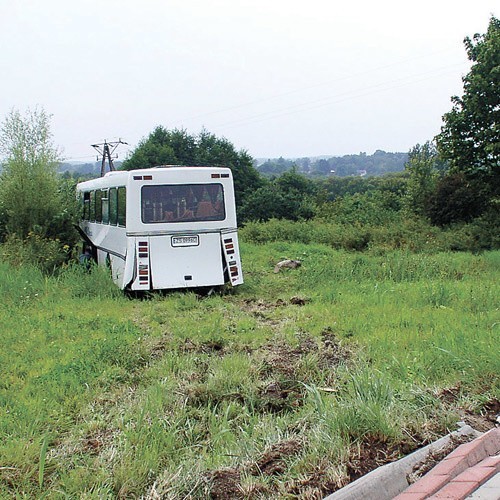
{"left": 0, "top": 243, "right": 498, "bottom": 498}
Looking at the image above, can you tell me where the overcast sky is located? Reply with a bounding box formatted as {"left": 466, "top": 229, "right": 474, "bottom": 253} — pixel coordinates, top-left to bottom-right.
{"left": 0, "top": 0, "right": 497, "bottom": 162}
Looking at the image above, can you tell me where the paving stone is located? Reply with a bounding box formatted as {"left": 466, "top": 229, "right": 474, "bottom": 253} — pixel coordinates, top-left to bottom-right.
{"left": 466, "top": 472, "right": 500, "bottom": 499}
{"left": 402, "top": 473, "right": 451, "bottom": 495}
{"left": 478, "top": 454, "right": 500, "bottom": 471}
{"left": 452, "top": 463, "right": 497, "bottom": 484}
{"left": 430, "top": 480, "right": 480, "bottom": 498}
{"left": 428, "top": 455, "right": 469, "bottom": 477}
{"left": 450, "top": 440, "right": 488, "bottom": 467}
{"left": 480, "top": 429, "right": 500, "bottom": 456}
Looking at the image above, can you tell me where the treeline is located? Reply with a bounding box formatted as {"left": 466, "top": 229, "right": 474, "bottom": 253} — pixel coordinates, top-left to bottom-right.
{"left": 256, "top": 150, "right": 408, "bottom": 177}
{"left": 58, "top": 161, "right": 123, "bottom": 178}
{"left": 0, "top": 17, "right": 498, "bottom": 271}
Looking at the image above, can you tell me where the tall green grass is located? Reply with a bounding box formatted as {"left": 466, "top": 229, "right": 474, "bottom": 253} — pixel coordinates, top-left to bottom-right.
{"left": 0, "top": 245, "right": 498, "bottom": 498}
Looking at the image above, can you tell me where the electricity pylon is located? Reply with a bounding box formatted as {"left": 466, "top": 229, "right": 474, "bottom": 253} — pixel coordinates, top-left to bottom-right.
{"left": 91, "top": 139, "right": 128, "bottom": 177}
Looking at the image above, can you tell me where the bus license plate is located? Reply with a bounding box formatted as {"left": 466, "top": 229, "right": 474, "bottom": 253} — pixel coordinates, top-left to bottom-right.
{"left": 171, "top": 235, "right": 199, "bottom": 247}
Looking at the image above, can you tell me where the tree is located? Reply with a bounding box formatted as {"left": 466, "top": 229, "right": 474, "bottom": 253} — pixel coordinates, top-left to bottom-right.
{"left": 0, "top": 108, "right": 61, "bottom": 239}
{"left": 122, "top": 126, "right": 262, "bottom": 207}
{"left": 436, "top": 16, "right": 500, "bottom": 195}
{"left": 427, "top": 172, "right": 488, "bottom": 226}
{"left": 404, "top": 141, "right": 446, "bottom": 217}
{"left": 239, "top": 169, "right": 316, "bottom": 222}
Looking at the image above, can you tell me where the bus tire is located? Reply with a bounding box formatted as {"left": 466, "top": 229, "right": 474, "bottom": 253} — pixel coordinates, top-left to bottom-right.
{"left": 79, "top": 252, "right": 93, "bottom": 271}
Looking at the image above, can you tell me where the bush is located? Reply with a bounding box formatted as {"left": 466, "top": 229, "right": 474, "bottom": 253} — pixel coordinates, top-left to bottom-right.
{"left": 468, "top": 204, "right": 500, "bottom": 250}
{"left": 316, "top": 191, "right": 403, "bottom": 226}
{"left": 0, "top": 232, "right": 72, "bottom": 273}
{"left": 239, "top": 216, "right": 498, "bottom": 253}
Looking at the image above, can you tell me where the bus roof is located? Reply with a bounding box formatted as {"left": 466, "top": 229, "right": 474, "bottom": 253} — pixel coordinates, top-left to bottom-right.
{"left": 77, "top": 166, "right": 232, "bottom": 190}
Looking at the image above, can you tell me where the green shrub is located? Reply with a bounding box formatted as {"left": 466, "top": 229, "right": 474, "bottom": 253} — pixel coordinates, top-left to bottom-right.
{"left": 240, "top": 215, "right": 499, "bottom": 253}
{"left": 0, "top": 232, "right": 72, "bottom": 273}
{"left": 316, "top": 191, "right": 403, "bottom": 226}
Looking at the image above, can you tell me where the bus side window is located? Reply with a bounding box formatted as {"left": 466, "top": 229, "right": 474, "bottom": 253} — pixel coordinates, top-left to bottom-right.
{"left": 109, "top": 187, "right": 118, "bottom": 225}
{"left": 83, "top": 192, "right": 90, "bottom": 220}
{"left": 95, "top": 190, "right": 103, "bottom": 223}
{"left": 102, "top": 189, "right": 109, "bottom": 224}
{"left": 117, "top": 187, "right": 126, "bottom": 226}
{"left": 89, "top": 191, "right": 96, "bottom": 221}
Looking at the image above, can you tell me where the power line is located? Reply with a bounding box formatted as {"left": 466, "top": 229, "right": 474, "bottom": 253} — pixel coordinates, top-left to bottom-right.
{"left": 208, "top": 64, "right": 465, "bottom": 130}
{"left": 177, "top": 46, "right": 465, "bottom": 124}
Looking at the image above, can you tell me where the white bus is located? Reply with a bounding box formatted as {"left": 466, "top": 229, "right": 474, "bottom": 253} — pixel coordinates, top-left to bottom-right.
{"left": 76, "top": 166, "right": 243, "bottom": 291}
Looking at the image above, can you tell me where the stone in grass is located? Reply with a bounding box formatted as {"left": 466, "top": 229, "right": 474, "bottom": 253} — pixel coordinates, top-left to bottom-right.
{"left": 274, "top": 259, "right": 302, "bottom": 273}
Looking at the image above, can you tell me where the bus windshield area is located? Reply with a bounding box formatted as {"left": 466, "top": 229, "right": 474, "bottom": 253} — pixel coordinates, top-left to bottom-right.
{"left": 141, "top": 184, "right": 225, "bottom": 223}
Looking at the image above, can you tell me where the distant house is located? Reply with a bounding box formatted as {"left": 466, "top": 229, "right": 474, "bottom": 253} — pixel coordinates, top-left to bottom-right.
{"left": 357, "top": 169, "right": 367, "bottom": 177}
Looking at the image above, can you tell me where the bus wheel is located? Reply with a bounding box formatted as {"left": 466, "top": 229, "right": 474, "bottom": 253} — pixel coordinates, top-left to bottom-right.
{"left": 79, "top": 244, "right": 95, "bottom": 271}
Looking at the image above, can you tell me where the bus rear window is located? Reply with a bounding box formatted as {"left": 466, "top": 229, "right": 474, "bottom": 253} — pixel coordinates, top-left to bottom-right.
{"left": 141, "top": 184, "right": 225, "bottom": 224}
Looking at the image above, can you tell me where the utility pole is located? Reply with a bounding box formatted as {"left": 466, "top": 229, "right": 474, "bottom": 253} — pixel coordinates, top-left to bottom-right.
{"left": 91, "top": 139, "right": 128, "bottom": 177}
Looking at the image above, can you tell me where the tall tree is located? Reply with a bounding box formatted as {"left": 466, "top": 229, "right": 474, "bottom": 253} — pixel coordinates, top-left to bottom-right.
{"left": 436, "top": 16, "right": 500, "bottom": 194}
{"left": 122, "top": 126, "right": 262, "bottom": 207}
{"left": 0, "top": 108, "right": 62, "bottom": 239}
{"left": 239, "top": 169, "right": 316, "bottom": 222}
{"left": 404, "top": 141, "right": 446, "bottom": 217}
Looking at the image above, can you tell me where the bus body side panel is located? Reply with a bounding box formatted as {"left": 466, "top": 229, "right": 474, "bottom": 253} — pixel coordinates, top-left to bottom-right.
{"left": 123, "top": 238, "right": 137, "bottom": 290}
{"left": 148, "top": 233, "right": 224, "bottom": 289}
{"left": 80, "top": 222, "right": 128, "bottom": 289}
{"left": 109, "top": 253, "right": 126, "bottom": 288}
{"left": 221, "top": 230, "right": 244, "bottom": 286}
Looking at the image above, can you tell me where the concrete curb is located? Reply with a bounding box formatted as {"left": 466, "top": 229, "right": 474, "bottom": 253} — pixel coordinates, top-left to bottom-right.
{"left": 324, "top": 425, "right": 481, "bottom": 500}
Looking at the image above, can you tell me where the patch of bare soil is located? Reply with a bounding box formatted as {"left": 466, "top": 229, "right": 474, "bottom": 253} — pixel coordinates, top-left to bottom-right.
{"left": 437, "top": 383, "right": 499, "bottom": 432}
{"left": 319, "top": 327, "right": 352, "bottom": 370}
{"left": 256, "top": 330, "right": 350, "bottom": 413}
{"left": 240, "top": 297, "right": 285, "bottom": 313}
{"left": 260, "top": 334, "right": 315, "bottom": 378}
{"left": 250, "top": 439, "right": 302, "bottom": 476}
{"left": 206, "top": 439, "right": 302, "bottom": 499}
{"left": 346, "top": 437, "right": 404, "bottom": 482}
{"left": 241, "top": 296, "right": 310, "bottom": 311}
{"left": 147, "top": 334, "right": 173, "bottom": 359}
{"left": 260, "top": 329, "right": 350, "bottom": 379}
{"left": 81, "top": 427, "right": 115, "bottom": 455}
{"left": 461, "top": 398, "right": 500, "bottom": 432}
{"left": 207, "top": 468, "right": 243, "bottom": 500}
{"left": 290, "top": 296, "right": 310, "bottom": 306}
{"left": 239, "top": 297, "right": 310, "bottom": 331}
{"left": 437, "top": 382, "right": 462, "bottom": 404}
{"left": 179, "top": 337, "right": 226, "bottom": 355}
{"left": 286, "top": 459, "right": 346, "bottom": 500}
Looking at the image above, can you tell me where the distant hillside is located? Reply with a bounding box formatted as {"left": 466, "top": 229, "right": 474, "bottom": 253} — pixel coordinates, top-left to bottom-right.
{"left": 256, "top": 150, "right": 408, "bottom": 177}
{"left": 58, "top": 151, "right": 407, "bottom": 179}
{"left": 58, "top": 161, "right": 123, "bottom": 178}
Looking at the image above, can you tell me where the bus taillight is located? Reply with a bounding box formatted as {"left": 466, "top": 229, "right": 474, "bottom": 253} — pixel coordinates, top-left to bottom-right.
{"left": 137, "top": 240, "right": 150, "bottom": 288}
{"left": 138, "top": 241, "right": 149, "bottom": 258}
